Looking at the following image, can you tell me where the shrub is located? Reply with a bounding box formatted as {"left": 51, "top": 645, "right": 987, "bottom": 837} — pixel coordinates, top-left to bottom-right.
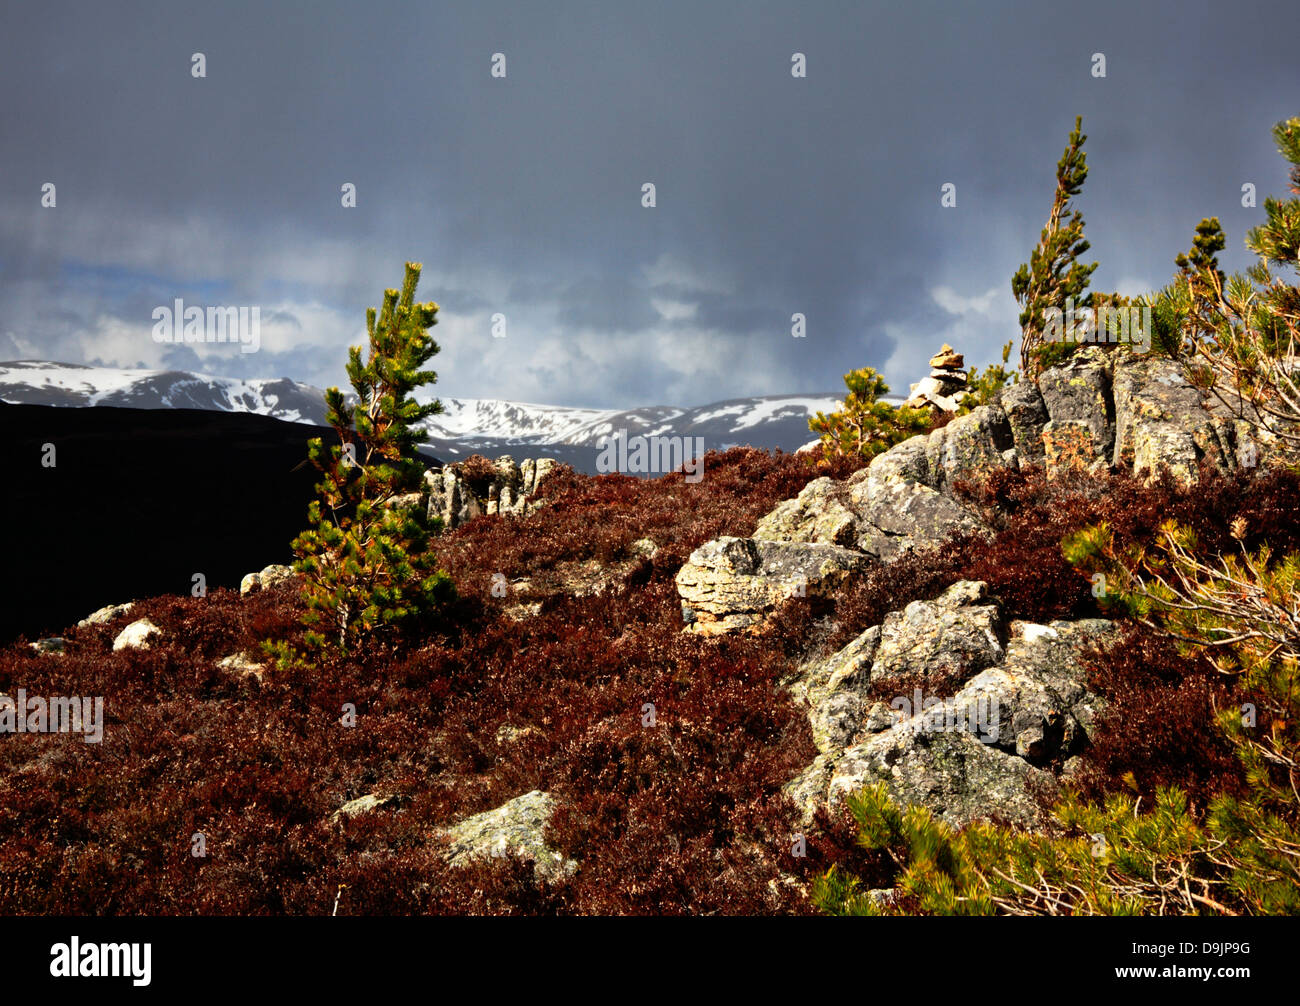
{"left": 276, "top": 262, "right": 453, "bottom": 658}
{"left": 1148, "top": 118, "right": 1300, "bottom": 455}
{"left": 1012, "top": 115, "right": 1100, "bottom": 380}
{"left": 808, "top": 366, "right": 931, "bottom": 462}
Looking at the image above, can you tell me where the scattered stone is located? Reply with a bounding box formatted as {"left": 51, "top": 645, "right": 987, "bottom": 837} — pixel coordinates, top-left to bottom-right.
{"left": 112, "top": 618, "right": 160, "bottom": 652}
{"left": 216, "top": 653, "right": 266, "bottom": 682}
{"left": 240, "top": 564, "right": 295, "bottom": 596}
{"left": 630, "top": 538, "right": 659, "bottom": 559}
{"left": 435, "top": 790, "right": 577, "bottom": 883}
{"left": 78, "top": 602, "right": 135, "bottom": 628}
{"left": 331, "top": 792, "right": 397, "bottom": 822}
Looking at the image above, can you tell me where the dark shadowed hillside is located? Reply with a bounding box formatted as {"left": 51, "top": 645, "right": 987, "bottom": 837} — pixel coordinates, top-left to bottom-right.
{"left": 0, "top": 402, "right": 437, "bottom": 644}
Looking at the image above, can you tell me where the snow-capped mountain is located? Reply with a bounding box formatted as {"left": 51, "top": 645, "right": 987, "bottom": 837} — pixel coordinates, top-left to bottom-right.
{"left": 0, "top": 360, "right": 331, "bottom": 424}
{"left": 0, "top": 361, "right": 891, "bottom": 471}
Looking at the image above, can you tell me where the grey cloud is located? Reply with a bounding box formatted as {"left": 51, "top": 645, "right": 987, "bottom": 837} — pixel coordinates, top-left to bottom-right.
{"left": 0, "top": 0, "right": 1296, "bottom": 408}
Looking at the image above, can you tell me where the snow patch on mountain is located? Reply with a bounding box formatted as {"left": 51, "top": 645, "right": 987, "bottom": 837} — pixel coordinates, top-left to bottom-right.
{"left": 0, "top": 360, "right": 901, "bottom": 466}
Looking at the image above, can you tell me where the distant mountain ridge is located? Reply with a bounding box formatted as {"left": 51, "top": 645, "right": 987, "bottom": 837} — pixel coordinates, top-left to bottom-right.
{"left": 0, "top": 360, "right": 885, "bottom": 471}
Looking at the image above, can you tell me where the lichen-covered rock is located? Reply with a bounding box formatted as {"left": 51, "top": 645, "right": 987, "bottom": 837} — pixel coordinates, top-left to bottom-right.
{"left": 827, "top": 728, "right": 1058, "bottom": 831}
{"left": 923, "top": 405, "right": 1016, "bottom": 493}
{"left": 78, "top": 601, "right": 135, "bottom": 627}
{"left": 846, "top": 470, "right": 986, "bottom": 561}
{"left": 240, "top": 563, "right": 295, "bottom": 596}
{"left": 1038, "top": 348, "right": 1115, "bottom": 460}
{"left": 999, "top": 380, "right": 1049, "bottom": 461}
{"left": 870, "top": 580, "right": 1005, "bottom": 688}
{"left": 425, "top": 455, "right": 558, "bottom": 530}
{"left": 675, "top": 537, "right": 868, "bottom": 635}
{"left": 1111, "top": 355, "right": 1239, "bottom": 484}
{"left": 866, "top": 434, "right": 933, "bottom": 485}
{"left": 112, "top": 618, "right": 160, "bottom": 651}
{"left": 753, "top": 477, "right": 858, "bottom": 546}
{"left": 435, "top": 790, "right": 576, "bottom": 883}
{"left": 1041, "top": 419, "right": 1104, "bottom": 477}
{"left": 784, "top": 580, "right": 1117, "bottom": 830}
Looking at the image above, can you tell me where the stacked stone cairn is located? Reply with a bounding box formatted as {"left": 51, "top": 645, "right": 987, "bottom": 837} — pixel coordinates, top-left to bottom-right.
{"left": 903, "top": 344, "right": 969, "bottom": 412}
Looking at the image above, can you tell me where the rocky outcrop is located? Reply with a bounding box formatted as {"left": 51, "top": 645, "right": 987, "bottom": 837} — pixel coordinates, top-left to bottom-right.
{"left": 1111, "top": 355, "right": 1252, "bottom": 483}
{"left": 922, "top": 404, "right": 1017, "bottom": 492}
{"left": 676, "top": 537, "right": 869, "bottom": 635}
{"left": 785, "top": 581, "right": 1115, "bottom": 830}
{"left": 753, "top": 477, "right": 859, "bottom": 547}
{"left": 999, "top": 380, "right": 1049, "bottom": 462}
{"left": 1037, "top": 348, "right": 1116, "bottom": 461}
{"left": 434, "top": 789, "right": 577, "bottom": 883}
{"left": 675, "top": 342, "right": 1276, "bottom": 638}
{"left": 1019, "top": 346, "right": 1262, "bottom": 483}
{"left": 846, "top": 465, "right": 986, "bottom": 562}
{"left": 425, "top": 455, "right": 559, "bottom": 531}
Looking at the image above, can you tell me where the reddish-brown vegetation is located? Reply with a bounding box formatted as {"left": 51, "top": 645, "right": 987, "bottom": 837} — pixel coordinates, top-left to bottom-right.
{"left": 1, "top": 449, "right": 1292, "bottom": 913}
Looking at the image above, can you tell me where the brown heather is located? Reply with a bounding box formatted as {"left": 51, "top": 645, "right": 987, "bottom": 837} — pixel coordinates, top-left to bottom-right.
{"left": 1, "top": 449, "right": 1293, "bottom": 913}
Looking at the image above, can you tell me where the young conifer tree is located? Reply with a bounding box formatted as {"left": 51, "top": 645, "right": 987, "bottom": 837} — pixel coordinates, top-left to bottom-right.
{"left": 284, "top": 262, "right": 453, "bottom": 655}
{"left": 809, "top": 366, "right": 931, "bottom": 462}
{"left": 1012, "top": 115, "right": 1100, "bottom": 379}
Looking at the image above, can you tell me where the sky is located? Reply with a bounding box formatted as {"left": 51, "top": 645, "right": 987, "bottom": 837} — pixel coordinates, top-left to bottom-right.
{"left": 1, "top": 0, "right": 1297, "bottom": 409}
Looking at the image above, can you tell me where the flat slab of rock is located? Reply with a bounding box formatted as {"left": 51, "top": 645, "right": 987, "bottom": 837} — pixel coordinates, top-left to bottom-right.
{"left": 676, "top": 537, "right": 868, "bottom": 635}
{"left": 78, "top": 602, "right": 135, "bottom": 627}
{"left": 435, "top": 790, "right": 576, "bottom": 883}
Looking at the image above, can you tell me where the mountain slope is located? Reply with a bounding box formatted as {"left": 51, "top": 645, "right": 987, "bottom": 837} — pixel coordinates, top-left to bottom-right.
{"left": 0, "top": 361, "right": 886, "bottom": 470}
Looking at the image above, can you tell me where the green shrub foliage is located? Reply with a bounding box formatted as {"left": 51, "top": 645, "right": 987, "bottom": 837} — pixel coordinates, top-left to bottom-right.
{"left": 808, "top": 366, "right": 931, "bottom": 462}
{"left": 280, "top": 262, "right": 453, "bottom": 657}
{"left": 1012, "top": 115, "right": 1099, "bottom": 380}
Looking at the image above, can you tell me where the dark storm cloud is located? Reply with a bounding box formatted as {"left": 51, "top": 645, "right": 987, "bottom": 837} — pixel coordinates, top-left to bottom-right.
{"left": 0, "top": 0, "right": 1296, "bottom": 406}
